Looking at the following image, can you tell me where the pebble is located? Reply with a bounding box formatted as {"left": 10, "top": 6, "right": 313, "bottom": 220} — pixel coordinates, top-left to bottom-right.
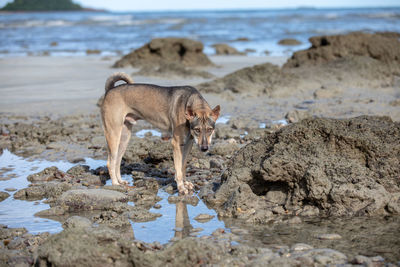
{"left": 230, "top": 228, "right": 249, "bottom": 235}
{"left": 4, "top": 188, "right": 17, "bottom": 192}
{"left": 291, "top": 243, "right": 314, "bottom": 251}
{"left": 286, "top": 216, "right": 302, "bottom": 224}
{"left": 370, "top": 255, "right": 385, "bottom": 262}
{"left": 272, "top": 206, "right": 286, "bottom": 214}
{"left": 353, "top": 255, "right": 372, "bottom": 265}
{"left": 153, "top": 204, "right": 161, "bottom": 209}
{"left": 316, "top": 233, "right": 342, "bottom": 240}
{"left": 194, "top": 213, "right": 214, "bottom": 222}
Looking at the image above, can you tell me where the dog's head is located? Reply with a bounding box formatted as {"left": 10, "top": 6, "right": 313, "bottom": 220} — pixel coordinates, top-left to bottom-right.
{"left": 185, "top": 105, "right": 220, "bottom": 152}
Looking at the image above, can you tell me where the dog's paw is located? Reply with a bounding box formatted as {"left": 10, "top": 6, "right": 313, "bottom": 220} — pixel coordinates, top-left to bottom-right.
{"left": 184, "top": 181, "right": 194, "bottom": 191}
{"left": 178, "top": 184, "right": 189, "bottom": 195}
{"left": 119, "top": 180, "right": 129, "bottom": 185}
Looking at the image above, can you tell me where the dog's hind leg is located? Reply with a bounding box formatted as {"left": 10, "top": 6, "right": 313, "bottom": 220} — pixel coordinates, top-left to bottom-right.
{"left": 103, "top": 115, "right": 124, "bottom": 186}
{"left": 115, "top": 121, "right": 132, "bottom": 185}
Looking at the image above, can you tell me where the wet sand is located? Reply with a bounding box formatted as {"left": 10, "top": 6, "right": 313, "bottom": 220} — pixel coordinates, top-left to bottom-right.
{"left": 1, "top": 55, "right": 398, "bottom": 123}
{"left": 0, "top": 55, "right": 286, "bottom": 116}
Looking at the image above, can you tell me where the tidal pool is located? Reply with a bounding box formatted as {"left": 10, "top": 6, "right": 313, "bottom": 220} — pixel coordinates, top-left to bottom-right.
{"left": 0, "top": 150, "right": 225, "bottom": 243}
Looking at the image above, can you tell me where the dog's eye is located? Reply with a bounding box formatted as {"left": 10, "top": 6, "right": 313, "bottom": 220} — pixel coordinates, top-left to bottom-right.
{"left": 206, "top": 128, "right": 213, "bottom": 133}
{"left": 193, "top": 128, "right": 200, "bottom": 133}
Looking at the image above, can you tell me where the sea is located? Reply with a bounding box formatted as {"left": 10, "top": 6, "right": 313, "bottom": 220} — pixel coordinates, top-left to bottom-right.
{"left": 0, "top": 7, "right": 399, "bottom": 57}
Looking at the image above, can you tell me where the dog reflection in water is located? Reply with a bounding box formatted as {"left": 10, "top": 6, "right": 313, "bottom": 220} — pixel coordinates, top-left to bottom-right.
{"left": 174, "top": 202, "right": 192, "bottom": 239}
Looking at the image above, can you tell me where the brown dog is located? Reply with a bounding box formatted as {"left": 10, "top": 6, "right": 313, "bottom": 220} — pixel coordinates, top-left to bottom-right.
{"left": 100, "top": 73, "right": 220, "bottom": 195}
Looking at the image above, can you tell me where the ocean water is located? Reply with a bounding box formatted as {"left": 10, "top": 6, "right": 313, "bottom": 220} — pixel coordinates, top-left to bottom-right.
{"left": 0, "top": 7, "right": 399, "bottom": 57}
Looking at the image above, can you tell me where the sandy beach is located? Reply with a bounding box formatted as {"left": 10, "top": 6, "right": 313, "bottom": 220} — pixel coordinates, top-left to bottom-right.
{"left": 1, "top": 54, "right": 398, "bottom": 122}
{"left": 0, "top": 55, "right": 282, "bottom": 116}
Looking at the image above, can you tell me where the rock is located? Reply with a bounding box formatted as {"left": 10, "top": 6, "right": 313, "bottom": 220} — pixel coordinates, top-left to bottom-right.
{"left": 209, "top": 142, "right": 239, "bottom": 156}
{"left": 0, "top": 191, "right": 9, "bottom": 202}
{"left": 291, "top": 243, "right": 313, "bottom": 251}
{"left": 86, "top": 49, "right": 101, "bottom": 55}
{"left": 4, "top": 188, "right": 17, "bottom": 192}
{"left": 35, "top": 226, "right": 133, "bottom": 266}
{"left": 209, "top": 158, "right": 224, "bottom": 169}
{"left": 14, "top": 182, "right": 72, "bottom": 201}
{"left": 313, "top": 85, "right": 343, "bottom": 99}
{"left": 266, "top": 188, "right": 287, "bottom": 205}
{"left": 316, "top": 233, "right": 342, "bottom": 240}
{"left": 304, "top": 249, "right": 347, "bottom": 265}
{"left": 134, "top": 61, "right": 214, "bottom": 79}
{"left": 123, "top": 137, "right": 173, "bottom": 164}
{"left": 298, "top": 205, "right": 320, "bottom": 216}
{"left": 353, "top": 255, "right": 372, "bottom": 265}
{"left": 284, "top": 32, "right": 400, "bottom": 68}
{"left": 198, "top": 62, "right": 288, "bottom": 95}
{"left": 194, "top": 213, "right": 214, "bottom": 222}
{"left": 278, "top": 38, "right": 301, "bottom": 46}
{"left": 62, "top": 216, "right": 92, "bottom": 229}
{"left": 128, "top": 187, "right": 161, "bottom": 205}
{"left": 57, "top": 189, "right": 128, "bottom": 211}
{"left": 0, "top": 225, "right": 27, "bottom": 240}
{"left": 244, "top": 48, "right": 256, "bottom": 53}
{"left": 67, "top": 165, "right": 105, "bottom": 186}
{"left": 229, "top": 117, "right": 259, "bottom": 130}
{"left": 212, "top": 43, "right": 245, "bottom": 55}
{"left": 126, "top": 207, "right": 162, "bottom": 222}
{"left": 202, "top": 116, "right": 400, "bottom": 221}
{"left": 35, "top": 206, "right": 67, "bottom": 216}
{"left": 92, "top": 211, "right": 132, "bottom": 227}
{"left": 113, "top": 38, "right": 213, "bottom": 68}
{"left": 27, "top": 166, "right": 71, "bottom": 183}
{"left": 214, "top": 124, "right": 241, "bottom": 139}
{"left": 234, "top": 37, "right": 250, "bottom": 42}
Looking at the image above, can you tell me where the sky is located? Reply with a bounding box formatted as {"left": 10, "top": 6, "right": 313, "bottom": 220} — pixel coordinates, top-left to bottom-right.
{"left": 0, "top": 0, "right": 399, "bottom": 11}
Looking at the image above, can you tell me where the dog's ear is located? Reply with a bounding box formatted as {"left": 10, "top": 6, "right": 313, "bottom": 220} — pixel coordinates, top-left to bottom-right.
{"left": 211, "top": 105, "right": 220, "bottom": 121}
{"left": 185, "top": 106, "right": 195, "bottom": 121}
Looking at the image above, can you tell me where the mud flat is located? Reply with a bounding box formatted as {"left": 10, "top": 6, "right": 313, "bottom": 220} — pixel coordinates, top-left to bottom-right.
{"left": 1, "top": 32, "right": 400, "bottom": 266}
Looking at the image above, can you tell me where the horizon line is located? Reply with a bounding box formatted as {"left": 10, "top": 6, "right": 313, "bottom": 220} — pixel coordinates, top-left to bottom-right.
{"left": 98, "top": 5, "right": 400, "bottom": 12}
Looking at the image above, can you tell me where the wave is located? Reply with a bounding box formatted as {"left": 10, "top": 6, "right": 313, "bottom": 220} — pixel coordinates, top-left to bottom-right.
{"left": 0, "top": 19, "right": 72, "bottom": 28}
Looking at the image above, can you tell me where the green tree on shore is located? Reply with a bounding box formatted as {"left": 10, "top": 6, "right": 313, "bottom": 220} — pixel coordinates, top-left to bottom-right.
{"left": 1, "top": 0, "right": 83, "bottom": 11}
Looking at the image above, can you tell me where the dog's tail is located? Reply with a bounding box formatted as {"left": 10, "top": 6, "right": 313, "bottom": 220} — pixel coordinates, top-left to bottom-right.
{"left": 105, "top": 72, "right": 134, "bottom": 92}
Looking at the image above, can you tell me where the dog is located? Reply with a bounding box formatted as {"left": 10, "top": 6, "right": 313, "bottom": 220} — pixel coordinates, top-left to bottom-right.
{"left": 100, "top": 72, "right": 220, "bottom": 195}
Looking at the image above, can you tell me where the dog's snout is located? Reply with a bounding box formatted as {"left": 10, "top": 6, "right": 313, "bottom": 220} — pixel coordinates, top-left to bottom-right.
{"left": 200, "top": 145, "right": 208, "bottom": 152}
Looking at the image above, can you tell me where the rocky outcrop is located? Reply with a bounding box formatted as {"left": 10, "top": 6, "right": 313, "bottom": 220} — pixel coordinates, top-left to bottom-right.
{"left": 202, "top": 116, "right": 400, "bottom": 222}
{"left": 212, "top": 43, "right": 245, "bottom": 55}
{"left": 113, "top": 38, "right": 213, "bottom": 68}
{"left": 278, "top": 38, "right": 301, "bottom": 46}
{"left": 134, "top": 61, "right": 214, "bottom": 78}
{"left": 284, "top": 32, "right": 400, "bottom": 68}
{"left": 197, "top": 62, "right": 289, "bottom": 94}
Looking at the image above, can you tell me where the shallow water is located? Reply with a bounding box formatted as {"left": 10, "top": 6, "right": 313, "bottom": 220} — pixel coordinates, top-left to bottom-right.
{"left": 1, "top": 150, "right": 399, "bottom": 262}
{"left": 0, "top": 150, "right": 225, "bottom": 243}
{"left": 0, "top": 150, "right": 74, "bottom": 233}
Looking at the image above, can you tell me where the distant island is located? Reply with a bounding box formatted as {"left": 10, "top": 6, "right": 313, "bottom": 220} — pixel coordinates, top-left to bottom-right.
{"left": 1, "top": 0, "right": 83, "bottom": 11}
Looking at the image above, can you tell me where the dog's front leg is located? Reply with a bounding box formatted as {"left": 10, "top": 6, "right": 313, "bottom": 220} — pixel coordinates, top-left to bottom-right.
{"left": 181, "top": 139, "right": 194, "bottom": 192}
{"left": 172, "top": 137, "right": 187, "bottom": 195}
